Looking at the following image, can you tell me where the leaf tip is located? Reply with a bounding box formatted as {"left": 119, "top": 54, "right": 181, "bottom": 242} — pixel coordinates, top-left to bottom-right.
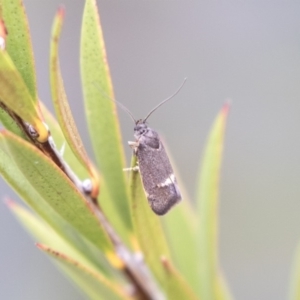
{"left": 36, "top": 243, "right": 56, "bottom": 255}
{"left": 221, "top": 99, "right": 231, "bottom": 117}
{"left": 36, "top": 243, "right": 55, "bottom": 255}
{"left": 3, "top": 198, "right": 16, "bottom": 209}
{"left": 35, "top": 242, "right": 42, "bottom": 249}
{"left": 0, "top": 128, "right": 7, "bottom": 135}
{"left": 57, "top": 5, "right": 66, "bottom": 19}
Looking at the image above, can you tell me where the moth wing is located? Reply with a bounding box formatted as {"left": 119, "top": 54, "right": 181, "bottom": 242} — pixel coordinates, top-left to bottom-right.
{"left": 137, "top": 137, "right": 182, "bottom": 215}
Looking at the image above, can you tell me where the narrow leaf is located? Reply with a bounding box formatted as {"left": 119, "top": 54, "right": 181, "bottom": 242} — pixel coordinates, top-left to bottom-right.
{"left": 129, "top": 155, "right": 171, "bottom": 285}
{"left": 1, "top": 0, "right": 37, "bottom": 101}
{"left": 0, "top": 130, "right": 113, "bottom": 253}
{"left": 161, "top": 257, "right": 199, "bottom": 300}
{"left": 197, "top": 102, "right": 231, "bottom": 300}
{"left": 38, "top": 244, "right": 130, "bottom": 300}
{"left": 7, "top": 200, "right": 96, "bottom": 271}
{"left": 161, "top": 145, "right": 199, "bottom": 294}
{"left": 50, "top": 6, "right": 98, "bottom": 194}
{"left": 80, "top": 0, "right": 132, "bottom": 238}
{"left": 7, "top": 201, "right": 128, "bottom": 300}
{"left": 0, "top": 50, "right": 48, "bottom": 142}
{"left": 216, "top": 275, "right": 233, "bottom": 300}
{"left": 40, "top": 102, "right": 89, "bottom": 181}
{"left": 289, "top": 242, "right": 300, "bottom": 300}
{"left": 163, "top": 203, "right": 198, "bottom": 294}
{"left": 0, "top": 145, "right": 115, "bottom": 275}
{"left": 0, "top": 105, "right": 27, "bottom": 139}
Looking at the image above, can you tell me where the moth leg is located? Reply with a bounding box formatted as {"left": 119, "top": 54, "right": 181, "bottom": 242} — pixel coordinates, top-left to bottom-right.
{"left": 128, "top": 140, "right": 139, "bottom": 154}
{"left": 123, "top": 165, "right": 139, "bottom": 172}
{"left": 157, "top": 174, "right": 176, "bottom": 188}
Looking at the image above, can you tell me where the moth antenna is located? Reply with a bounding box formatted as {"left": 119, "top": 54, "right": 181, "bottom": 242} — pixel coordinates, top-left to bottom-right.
{"left": 93, "top": 83, "right": 136, "bottom": 123}
{"left": 112, "top": 98, "right": 137, "bottom": 124}
{"left": 143, "top": 77, "right": 187, "bottom": 123}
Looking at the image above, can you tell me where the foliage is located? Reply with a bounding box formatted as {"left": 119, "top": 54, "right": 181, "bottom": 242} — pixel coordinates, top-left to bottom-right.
{"left": 0, "top": 0, "right": 246, "bottom": 299}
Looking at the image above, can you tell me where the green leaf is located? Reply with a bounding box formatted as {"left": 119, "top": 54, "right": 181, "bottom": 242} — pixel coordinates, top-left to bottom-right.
{"left": 197, "top": 102, "right": 231, "bottom": 300}
{"left": 129, "top": 154, "right": 197, "bottom": 299}
{"left": 80, "top": 0, "right": 132, "bottom": 240}
{"left": 37, "top": 244, "right": 132, "bottom": 300}
{"left": 289, "top": 242, "right": 300, "bottom": 300}
{"left": 0, "top": 105, "right": 27, "bottom": 139}
{"left": 129, "top": 155, "right": 171, "bottom": 285}
{"left": 8, "top": 202, "right": 128, "bottom": 300}
{"left": 161, "top": 257, "right": 199, "bottom": 300}
{"left": 0, "top": 144, "right": 115, "bottom": 276}
{"left": 8, "top": 200, "right": 93, "bottom": 270}
{"left": 161, "top": 144, "right": 199, "bottom": 294}
{"left": 0, "top": 0, "right": 37, "bottom": 101}
{"left": 40, "top": 102, "right": 89, "bottom": 181}
{"left": 0, "top": 130, "right": 113, "bottom": 254}
{"left": 216, "top": 275, "right": 233, "bottom": 300}
{"left": 50, "top": 6, "right": 97, "bottom": 189}
{"left": 0, "top": 50, "right": 48, "bottom": 142}
{"left": 163, "top": 200, "right": 198, "bottom": 294}
{"left": 38, "top": 244, "right": 130, "bottom": 300}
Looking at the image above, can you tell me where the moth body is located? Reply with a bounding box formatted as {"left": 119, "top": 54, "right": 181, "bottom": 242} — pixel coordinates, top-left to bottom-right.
{"left": 129, "top": 120, "right": 182, "bottom": 215}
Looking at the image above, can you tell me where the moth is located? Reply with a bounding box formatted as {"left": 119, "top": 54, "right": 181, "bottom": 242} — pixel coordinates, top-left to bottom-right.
{"left": 120, "top": 79, "right": 186, "bottom": 215}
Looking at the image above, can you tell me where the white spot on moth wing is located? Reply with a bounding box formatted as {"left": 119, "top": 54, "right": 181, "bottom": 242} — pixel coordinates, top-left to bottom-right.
{"left": 157, "top": 173, "right": 176, "bottom": 188}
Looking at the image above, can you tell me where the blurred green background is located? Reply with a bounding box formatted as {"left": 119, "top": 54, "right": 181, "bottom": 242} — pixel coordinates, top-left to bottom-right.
{"left": 1, "top": 1, "right": 300, "bottom": 299}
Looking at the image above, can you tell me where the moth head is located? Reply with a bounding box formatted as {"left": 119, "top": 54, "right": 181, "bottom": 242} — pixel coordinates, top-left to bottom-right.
{"left": 134, "top": 120, "right": 148, "bottom": 138}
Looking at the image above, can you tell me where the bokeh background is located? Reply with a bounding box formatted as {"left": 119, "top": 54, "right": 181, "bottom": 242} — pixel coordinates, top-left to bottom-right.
{"left": 1, "top": 1, "right": 300, "bottom": 299}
